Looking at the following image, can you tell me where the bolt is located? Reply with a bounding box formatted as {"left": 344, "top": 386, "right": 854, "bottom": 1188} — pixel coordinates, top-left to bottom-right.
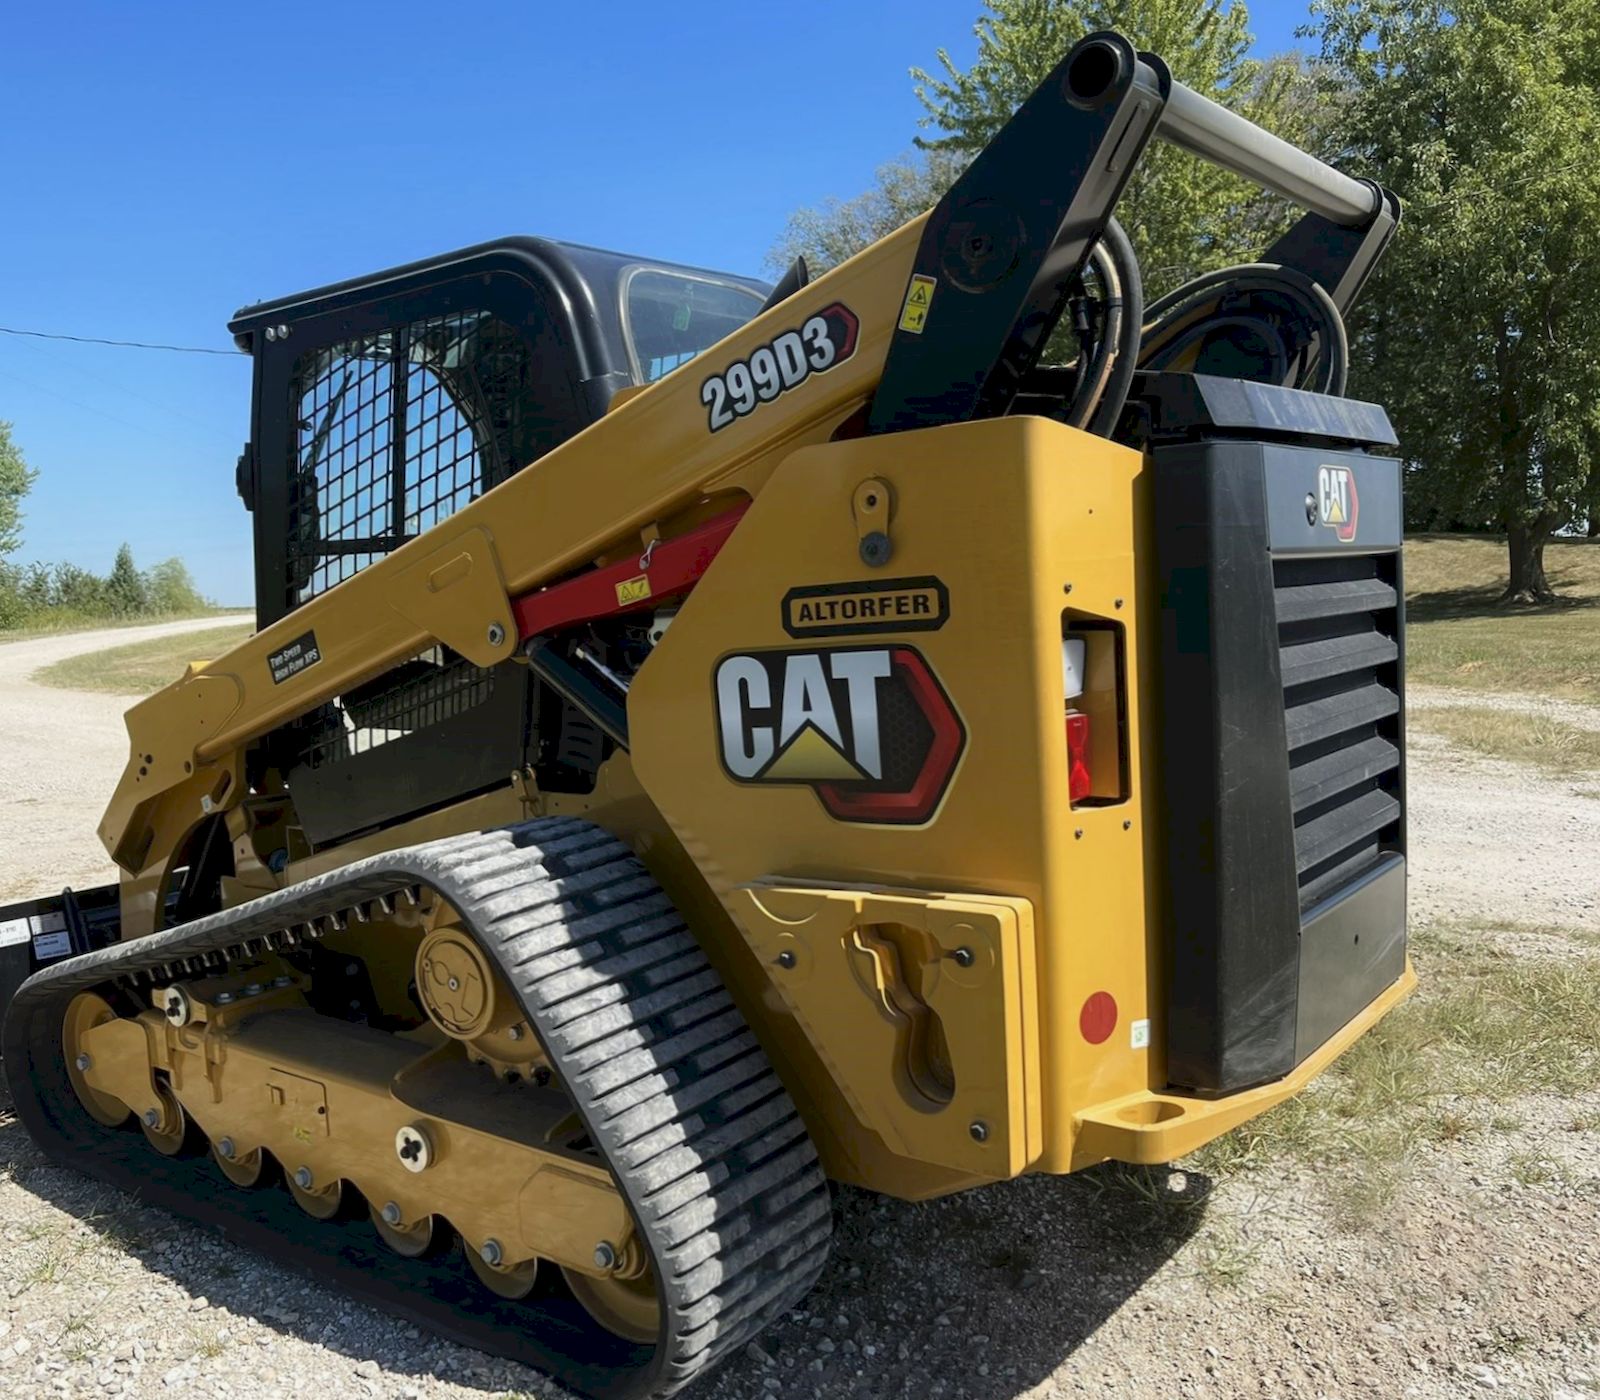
{"left": 969, "top": 1121, "right": 990, "bottom": 1143}
{"left": 951, "top": 947, "right": 974, "bottom": 968}
{"left": 294, "top": 1167, "right": 314, "bottom": 1190}
{"left": 218, "top": 1137, "right": 236, "bottom": 1160}
{"left": 74, "top": 1054, "right": 91, "bottom": 1072}
{"left": 487, "top": 622, "right": 507, "bottom": 648}
{"left": 480, "top": 1239, "right": 504, "bottom": 1268}
{"left": 275, "top": 323, "right": 290, "bottom": 341}
{"left": 215, "top": 991, "right": 235, "bottom": 1005}
{"left": 1114, "top": 598, "right": 1124, "bottom": 609}
{"left": 396, "top": 1125, "right": 432, "bottom": 1172}
{"left": 776, "top": 950, "right": 797, "bottom": 969}
{"left": 507, "top": 1025, "right": 523, "bottom": 1041}
{"left": 143, "top": 1108, "right": 161, "bottom": 1129}
{"left": 594, "top": 1241, "right": 618, "bottom": 1270}
{"left": 1305, "top": 492, "right": 1319, "bottom": 526}
{"left": 1063, "top": 583, "right": 1074, "bottom": 594}
{"left": 381, "top": 1201, "right": 403, "bottom": 1226}
{"left": 244, "top": 982, "right": 263, "bottom": 997}
{"left": 273, "top": 975, "right": 293, "bottom": 987}
{"left": 1123, "top": 819, "right": 1133, "bottom": 831}
{"left": 1075, "top": 828, "right": 1085, "bottom": 840}
{"left": 859, "top": 531, "right": 892, "bottom": 568}
{"left": 447, "top": 976, "right": 460, "bottom": 992}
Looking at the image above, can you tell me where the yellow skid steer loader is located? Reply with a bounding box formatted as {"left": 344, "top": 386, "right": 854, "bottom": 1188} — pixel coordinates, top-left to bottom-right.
{"left": 1, "top": 31, "right": 1411, "bottom": 1397}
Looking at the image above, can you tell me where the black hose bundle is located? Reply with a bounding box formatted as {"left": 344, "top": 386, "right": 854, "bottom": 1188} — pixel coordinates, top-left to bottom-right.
{"left": 1138, "top": 262, "right": 1349, "bottom": 397}
{"left": 1045, "top": 241, "right": 1350, "bottom": 438}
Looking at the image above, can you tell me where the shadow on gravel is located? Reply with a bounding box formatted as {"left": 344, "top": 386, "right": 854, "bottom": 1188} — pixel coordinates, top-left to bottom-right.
{"left": 698, "top": 1169, "right": 1214, "bottom": 1399}
{"left": 3, "top": 1080, "right": 1211, "bottom": 1400}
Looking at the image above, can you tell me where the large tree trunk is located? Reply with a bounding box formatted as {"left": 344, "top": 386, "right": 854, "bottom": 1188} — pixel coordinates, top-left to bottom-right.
{"left": 1501, "top": 515, "right": 1561, "bottom": 604}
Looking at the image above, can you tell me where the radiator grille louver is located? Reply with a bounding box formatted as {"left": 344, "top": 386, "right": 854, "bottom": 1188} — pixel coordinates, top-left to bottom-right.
{"left": 1276, "top": 553, "right": 1404, "bottom": 912}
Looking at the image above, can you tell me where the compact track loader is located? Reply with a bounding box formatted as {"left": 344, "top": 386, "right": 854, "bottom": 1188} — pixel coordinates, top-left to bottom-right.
{"left": 1, "top": 32, "right": 1412, "bottom": 1395}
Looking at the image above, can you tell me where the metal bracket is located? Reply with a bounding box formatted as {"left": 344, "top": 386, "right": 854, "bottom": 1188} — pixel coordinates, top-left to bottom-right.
{"left": 852, "top": 478, "right": 894, "bottom": 568}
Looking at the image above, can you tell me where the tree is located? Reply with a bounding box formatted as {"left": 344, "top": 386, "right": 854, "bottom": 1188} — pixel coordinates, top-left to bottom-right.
{"left": 1311, "top": 0, "right": 1600, "bottom": 602}
{"left": 105, "top": 543, "right": 148, "bottom": 616}
{"left": 772, "top": 1, "right": 1322, "bottom": 289}
{"left": 913, "top": 0, "right": 1320, "bottom": 292}
{"left": 144, "top": 557, "right": 209, "bottom": 614}
{"left": 768, "top": 150, "right": 967, "bottom": 276}
{"left": 0, "top": 420, "right": 36, "bottom": 559}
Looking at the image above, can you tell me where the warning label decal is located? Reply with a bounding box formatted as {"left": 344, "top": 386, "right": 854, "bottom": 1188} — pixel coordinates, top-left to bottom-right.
{"left": 898, "top": 275, "right": 937, "bottom": 334}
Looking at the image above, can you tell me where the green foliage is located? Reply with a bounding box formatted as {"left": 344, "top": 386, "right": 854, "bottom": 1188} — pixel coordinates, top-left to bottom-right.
{"left": 768, "top": 150, "right": 967, "bottom": 276}
{"left": 0, "top": 545, "right": 213, "bottom": 633}
{"left": 1310, "top": 0, "right": 1600, "bottom": 599}
{"left": 105, "top": 542, "right": 149, "bottom": 616}
{"left": 144, "top": 557, "right": 208, "bottom": 615}
{"left": 771, "top": 1, "right": 1324, "bottom": 291}
{"left": 913, "top": 0, "right": 1320, "bottom": 291}
{"left": 0, "top": 420, "right": 37, "bottom": 559}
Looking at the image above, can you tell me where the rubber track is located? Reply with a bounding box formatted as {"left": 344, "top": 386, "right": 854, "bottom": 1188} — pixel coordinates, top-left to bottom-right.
{"left": 2, "top": 818, "right": 833, "bottom": 1397}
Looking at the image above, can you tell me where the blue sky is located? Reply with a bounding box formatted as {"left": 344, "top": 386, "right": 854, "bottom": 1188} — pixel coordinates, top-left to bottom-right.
{"left": 0, "top": 1, "right": 1310, "bottom": 607}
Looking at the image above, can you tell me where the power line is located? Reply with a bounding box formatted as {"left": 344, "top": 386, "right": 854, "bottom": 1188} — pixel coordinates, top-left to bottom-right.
{"left": 0, "top": 324, "right": 236, "bottom": 357}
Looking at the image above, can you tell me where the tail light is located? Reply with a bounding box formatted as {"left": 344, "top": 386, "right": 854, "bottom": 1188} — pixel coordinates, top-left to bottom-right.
{"left": 1062, "top": 624, "right": 1128, "bottom": 806}
{"left": 1066, "top": 710, "right": 1092, "bottom": 802}
{"left": 1063, "top": 637, "right": 1092, "bottom": 801}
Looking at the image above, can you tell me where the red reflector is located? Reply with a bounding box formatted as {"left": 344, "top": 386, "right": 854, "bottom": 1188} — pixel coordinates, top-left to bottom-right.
{"left": 1080, "top": 991, "right": 1118, "bottom": 1045}
{"left": 1066, "top": 710, "right": 1092, "bottom": 803}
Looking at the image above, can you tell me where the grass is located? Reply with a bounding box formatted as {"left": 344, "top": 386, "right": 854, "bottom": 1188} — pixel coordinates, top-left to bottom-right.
{"left": 0, "top": 607, "right": 242, "bottom": 641}
{"left": 1409, "top": 705, "right": 1600, "bottom": 776}
{"left": 31, "top": 621, "right": 254, "bottom": 696}
{"left": 1405, "top": 534, "right": 1600, "bottom": 698}
{"left": 1182, "top": 918, "right": 1600, "bottom": 1230}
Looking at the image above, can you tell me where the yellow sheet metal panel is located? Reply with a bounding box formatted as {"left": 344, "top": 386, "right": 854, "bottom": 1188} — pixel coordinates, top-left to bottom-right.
{"left": 1073, "top": 961, "right": 1417, "bottom": 1167}
{"left": 628, "top": 414, "right": 1153, "bottom": 1185}
{"left": 728, "top": 883, "right": 1040, "bottom": 1179}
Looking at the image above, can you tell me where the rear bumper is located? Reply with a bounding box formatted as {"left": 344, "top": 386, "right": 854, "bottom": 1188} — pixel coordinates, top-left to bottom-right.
{"left": 1071, "top": 959, "right": 1416, "bottom": 1169}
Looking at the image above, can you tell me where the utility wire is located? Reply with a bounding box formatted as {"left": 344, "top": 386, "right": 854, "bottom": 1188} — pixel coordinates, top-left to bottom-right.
{"left": 0, "top": 324, "right": 236, "bottom": 356}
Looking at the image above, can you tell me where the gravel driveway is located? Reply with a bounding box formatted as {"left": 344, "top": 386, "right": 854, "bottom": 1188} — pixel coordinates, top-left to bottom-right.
{"left": 1, "top": 623, "right": 1595, "bottom": 1400}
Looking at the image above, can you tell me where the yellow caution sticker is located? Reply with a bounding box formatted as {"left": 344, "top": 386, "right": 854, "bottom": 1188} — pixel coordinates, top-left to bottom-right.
{"left": 616, "top": 574, "right": 652, "bottom": 606}
{"left": 898, "top": 274, "right": 937, "bottom": 334}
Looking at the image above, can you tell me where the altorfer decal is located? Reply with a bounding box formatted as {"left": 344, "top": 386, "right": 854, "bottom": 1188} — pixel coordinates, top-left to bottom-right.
{"left": 781, "top": 576, "right": 950, "bottom": 639}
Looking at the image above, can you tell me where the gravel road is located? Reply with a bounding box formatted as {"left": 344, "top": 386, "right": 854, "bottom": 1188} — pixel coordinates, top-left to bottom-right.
{"left": 1, "top": 623, "right": 1595, "bottom": 1400}
{"left": 0, "top": 619, "right": 252, "bottom": 903}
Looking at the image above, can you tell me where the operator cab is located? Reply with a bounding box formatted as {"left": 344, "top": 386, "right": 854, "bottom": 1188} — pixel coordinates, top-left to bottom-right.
{"left": 229, "top": 238, "right": 768, "bottom": 629}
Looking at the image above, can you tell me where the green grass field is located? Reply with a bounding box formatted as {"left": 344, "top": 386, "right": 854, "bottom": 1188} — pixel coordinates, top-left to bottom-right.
{"left": 1177, "top": 916, "right": 1600, "bottom": 1229}
{"left": 1404, "top": 534, "right": 1600, "bottom": 699}
{"left": 31, "top": 622, "right": 255, "bottom": 695}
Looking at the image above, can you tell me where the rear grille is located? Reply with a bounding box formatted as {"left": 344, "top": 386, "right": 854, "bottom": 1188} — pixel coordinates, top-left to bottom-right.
{"left": 1276, "top": 553, "right": 1404, "bottom": 912}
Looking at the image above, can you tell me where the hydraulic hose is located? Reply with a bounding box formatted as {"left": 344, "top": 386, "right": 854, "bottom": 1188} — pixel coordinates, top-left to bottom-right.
{"left": 1141, "top": 262, "right": 1349, "bottom": 397}
{"left": 1085, "top": 217, "right": 1144, "bottom": 438}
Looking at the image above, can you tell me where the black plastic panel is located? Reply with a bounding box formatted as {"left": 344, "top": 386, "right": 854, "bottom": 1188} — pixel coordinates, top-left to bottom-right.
{"left": 1153, "top": 442, "right": 1302, "bottom": 1092}
{"left": 1150, "top": 409, "right": 1407, "bottom": 1094}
